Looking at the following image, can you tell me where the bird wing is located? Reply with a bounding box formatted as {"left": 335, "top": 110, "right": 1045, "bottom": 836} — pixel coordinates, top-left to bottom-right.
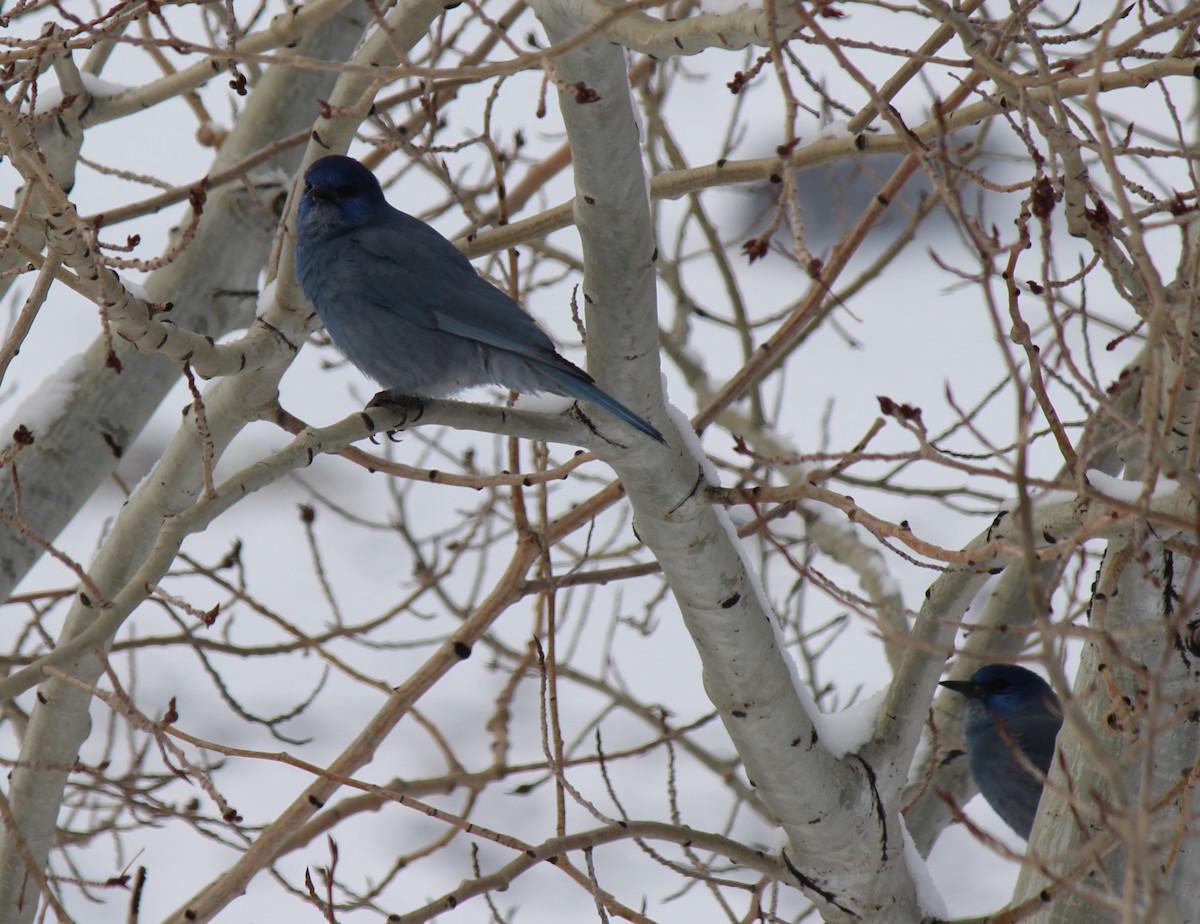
{"left": 347, "top": 210, "right": 586, "bottom": 376}
{"left": 1011, "top": 713, "right": 1061, "bottom": 774}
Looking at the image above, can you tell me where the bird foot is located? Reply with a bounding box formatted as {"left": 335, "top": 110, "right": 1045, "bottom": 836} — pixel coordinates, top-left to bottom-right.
{"left": 364, "top": 392, "right": 425, "bottom": 442}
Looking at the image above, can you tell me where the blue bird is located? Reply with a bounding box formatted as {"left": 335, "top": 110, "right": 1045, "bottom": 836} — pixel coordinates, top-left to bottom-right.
{"left": 939, "top": 664, "right": 1063, "bottom": 840}
{"left": 294, "top": 155, "right": 664, "bottom": 443}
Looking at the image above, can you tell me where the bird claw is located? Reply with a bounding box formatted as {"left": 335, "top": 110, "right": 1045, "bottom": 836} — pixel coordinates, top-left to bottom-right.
{"left": 366, "top": 392, "right": 426, "bottom": 434}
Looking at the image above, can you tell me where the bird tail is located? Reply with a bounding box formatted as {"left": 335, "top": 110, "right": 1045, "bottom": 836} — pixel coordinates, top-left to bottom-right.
{"left": 538, "top": 365, "right": 665, "bottom": 444}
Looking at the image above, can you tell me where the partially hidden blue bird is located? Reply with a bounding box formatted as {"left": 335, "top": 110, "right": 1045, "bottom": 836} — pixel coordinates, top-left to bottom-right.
{"left": 939, "top": 664, "right": 1063, "bottom": 840}
{"left": 294, "top": 155, "right": 664, "bottom": 444}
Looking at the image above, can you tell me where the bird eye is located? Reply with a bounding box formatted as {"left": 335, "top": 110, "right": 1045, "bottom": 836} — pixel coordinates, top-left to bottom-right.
{"left": 337, "top": 184, "right": 356, "bottom": 196}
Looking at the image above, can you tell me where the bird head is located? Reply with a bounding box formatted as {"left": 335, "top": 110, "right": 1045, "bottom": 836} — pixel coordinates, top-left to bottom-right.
{"left": 940, "top": 663, "right": 1060, "bottom": 729}
{"left": 297, "top": 155, "right": 387, "bottom": 239}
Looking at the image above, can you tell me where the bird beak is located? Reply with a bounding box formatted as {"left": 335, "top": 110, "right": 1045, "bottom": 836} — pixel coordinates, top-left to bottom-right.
{"left": 939, "top": 679, "right": 982, "bottom": 698}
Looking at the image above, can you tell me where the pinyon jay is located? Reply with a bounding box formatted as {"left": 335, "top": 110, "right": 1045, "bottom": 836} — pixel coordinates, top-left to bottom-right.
{"left": 294, "top": 155, "right": 664, "bottom": 443}
{"left": 940, "top": 663, "right": 1063, "bottom": 840}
